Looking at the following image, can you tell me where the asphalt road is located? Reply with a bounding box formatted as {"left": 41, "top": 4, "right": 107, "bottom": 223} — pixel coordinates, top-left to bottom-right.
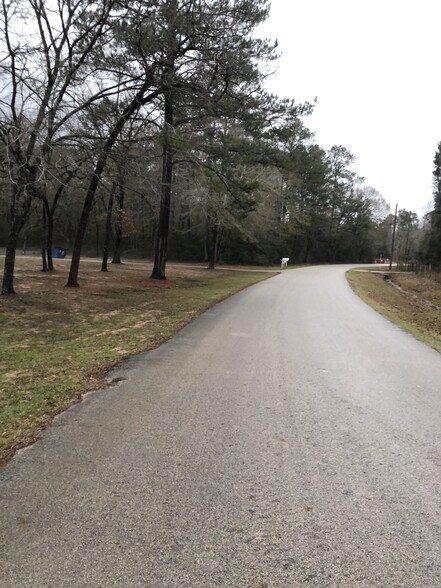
{"left": 1, "top": 265, "right": 441, "bottom": 587}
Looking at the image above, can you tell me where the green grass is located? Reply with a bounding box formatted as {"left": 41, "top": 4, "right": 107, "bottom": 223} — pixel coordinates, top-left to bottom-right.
{"left": 0, "top": 259, "right": 277, "bottom": 464}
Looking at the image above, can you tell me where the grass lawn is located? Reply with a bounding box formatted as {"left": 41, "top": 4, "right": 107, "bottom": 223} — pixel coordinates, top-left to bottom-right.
{"left": 0, "top": 256, "right": 278, "bottom": 465}
{"left": 347, "top": 269, "right": 441, "bottom": 352}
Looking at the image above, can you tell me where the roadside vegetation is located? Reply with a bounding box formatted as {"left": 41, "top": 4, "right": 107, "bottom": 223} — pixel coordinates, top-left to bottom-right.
{"left": 347, "top": 269, "right": 441, "bottom": 352}
{"left": 0, "top": 256, "right": 277, "bottom": 465}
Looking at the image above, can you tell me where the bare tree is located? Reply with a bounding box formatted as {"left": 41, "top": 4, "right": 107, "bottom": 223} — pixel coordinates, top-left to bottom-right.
{"left": 0, "top": 0, "right": 132, "bottom": 293}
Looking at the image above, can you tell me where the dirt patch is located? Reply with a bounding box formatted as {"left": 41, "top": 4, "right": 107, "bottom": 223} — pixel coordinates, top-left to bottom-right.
{"left": 3, "top": 370, "right": 31, "bottom": 381}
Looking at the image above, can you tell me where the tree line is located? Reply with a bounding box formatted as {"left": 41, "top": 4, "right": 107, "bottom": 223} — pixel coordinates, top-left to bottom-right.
{"left": 395, "top": 140, "right": 441, "bottom": 268}
{"left": 0, "top": 0, "right": 423, "bottom": 295}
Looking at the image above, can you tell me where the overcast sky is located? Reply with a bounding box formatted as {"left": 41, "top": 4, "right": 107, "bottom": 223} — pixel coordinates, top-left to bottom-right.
{"left": 257, "top": 0, "right": 441, "bottom": 216}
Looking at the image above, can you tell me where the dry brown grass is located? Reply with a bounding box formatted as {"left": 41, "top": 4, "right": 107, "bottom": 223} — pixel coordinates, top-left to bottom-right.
{"left": 347, "top": 269, "right": 441, "bottom": 350}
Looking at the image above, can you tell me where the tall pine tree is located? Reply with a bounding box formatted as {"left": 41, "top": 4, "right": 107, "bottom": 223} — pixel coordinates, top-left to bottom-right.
{"left": 427, "top": 141, "right": 441, "bottom": 264}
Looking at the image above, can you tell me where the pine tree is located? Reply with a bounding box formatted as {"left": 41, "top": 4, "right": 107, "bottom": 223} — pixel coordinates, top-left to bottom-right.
{"left": 427, "top": 141, "right": 441, "bottom": 264}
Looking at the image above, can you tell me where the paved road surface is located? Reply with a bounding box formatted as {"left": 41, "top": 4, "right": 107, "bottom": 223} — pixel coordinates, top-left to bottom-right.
{"left": 1, "top": 265, "right": 441, "bottom": 587}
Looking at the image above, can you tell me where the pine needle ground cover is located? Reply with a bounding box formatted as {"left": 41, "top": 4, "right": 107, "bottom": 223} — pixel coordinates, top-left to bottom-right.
{"left": 0, "top": 257, "right": 277, "bottom": 465}
{"left": 347, "top": 269, "right": 441, "bottom": 352}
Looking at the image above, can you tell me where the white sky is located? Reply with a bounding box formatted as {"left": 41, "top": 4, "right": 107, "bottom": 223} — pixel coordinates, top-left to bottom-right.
{"left": 258, "top": 0, "right": 441, "bottom": 216}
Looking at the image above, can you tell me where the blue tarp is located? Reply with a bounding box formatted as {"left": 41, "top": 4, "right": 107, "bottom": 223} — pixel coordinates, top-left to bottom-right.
{"left": 51, "top": 247, "right": 68, "bottom": 259}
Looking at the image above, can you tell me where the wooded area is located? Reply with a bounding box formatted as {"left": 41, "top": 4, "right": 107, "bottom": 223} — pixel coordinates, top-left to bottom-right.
{"left": 0, "top": 0, "right": 432, "bottom": 295}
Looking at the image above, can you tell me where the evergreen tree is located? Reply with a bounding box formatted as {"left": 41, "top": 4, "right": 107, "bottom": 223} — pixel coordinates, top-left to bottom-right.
{"left": 396, "top": 209, "right": 419, "bottom": 262}
{"left": 427, "top": 141, "right": 441, "bottom": 263}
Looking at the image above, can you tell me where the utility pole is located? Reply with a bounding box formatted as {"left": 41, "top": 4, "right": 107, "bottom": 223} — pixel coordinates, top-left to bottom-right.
{"left": 389, "top": 203, "right": 398, "bottom": 271}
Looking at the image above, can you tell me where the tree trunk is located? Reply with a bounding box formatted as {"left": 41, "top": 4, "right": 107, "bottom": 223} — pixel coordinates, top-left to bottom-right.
{"left": 94, "top": 208, "right": 101, "bottom": 258}
{"left": 46, "top": 210, "right": 54, "bottom": 271}
{"left": 1, "top": 184, "right": 32, "bottom": 295}
{"left": 41, "top": 248, "right": 48, "bottom": 272}
{"left": 207, "top": 210, "right": 219, "bottom": 270}
{"left": 65, "top": 79, "right": 157, "bottom": 287}
{"left": 151, "top": 93, "right": 173, "bottom": 280}
{"left": 2, "top": 232, "right": 19, "bottom": 295}
{"left": 112, "top": 181, "right": 125, "bottom": 264}
{"left": 41, "top": 204, "right": 48, "bottom": 272}
{"left": 66, "top": 170, "right": 102, "bottom": 287}
{"left": 101, "top": 187, "right": 115, "bottom": 272}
